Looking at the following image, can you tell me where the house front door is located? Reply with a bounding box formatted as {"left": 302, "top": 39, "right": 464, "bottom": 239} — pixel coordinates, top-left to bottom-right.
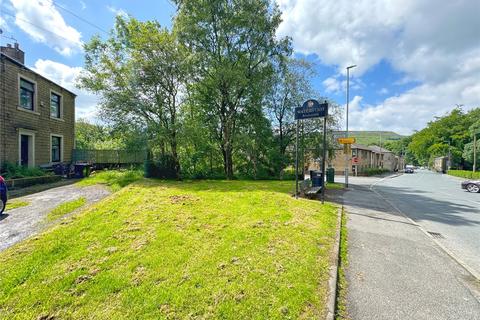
{"left": 20, "top": 134, "right": 29, "bottom": 166}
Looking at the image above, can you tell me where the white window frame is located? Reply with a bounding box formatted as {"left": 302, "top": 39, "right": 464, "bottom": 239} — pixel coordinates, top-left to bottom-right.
{"left": 50, "top": 134, "right": 64, "bottom": 163}
{"left": 49, "top": 89, "right": 64, "bottom": 121}
{"left": 18, "top": 129, "right": 36, "bottom": 167}
{"left": 18, "top": 74, "right": 40, "bottom": 115}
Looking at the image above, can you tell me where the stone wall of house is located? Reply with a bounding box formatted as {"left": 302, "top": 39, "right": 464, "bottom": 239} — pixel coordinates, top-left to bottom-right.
{"left": 0, "top": 55, "right": 75, "bottom": 168}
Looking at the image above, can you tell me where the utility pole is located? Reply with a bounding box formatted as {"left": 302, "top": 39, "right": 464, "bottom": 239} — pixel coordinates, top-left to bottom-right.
{"left": 345, "top": 65, "right": 356, "bottom": 188}
{"left": 474, "top": 132, "right": 477, "bottom": 173}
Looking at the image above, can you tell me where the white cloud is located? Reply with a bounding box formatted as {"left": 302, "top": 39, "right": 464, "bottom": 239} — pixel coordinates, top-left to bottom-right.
{"left": 80, "top": 1, "right": 86, "bottom": 10}
{"left": 323, "top": 77, "right": 340, "bottom": 93}
{"left": 0, "top": 16, "right": 9, "bottom": 31}
{"left": 278, "top": 0, "right": 480, "bottom": 134}
{"left": 32, "top": 59, "right": 99, "bottom": 119}
{"left": 9, "top": 0, "right": 83, "bottom": 56}
{"left": 106, "top": 5, "right": 128, "bottom": 18}
{"left": 378, "top": 88, "right": 389, "bottom": 95}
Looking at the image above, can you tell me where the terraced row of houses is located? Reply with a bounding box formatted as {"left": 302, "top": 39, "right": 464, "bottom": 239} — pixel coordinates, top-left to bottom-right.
{"left": 0, "top": 43, "right": 76, "bottom": 169}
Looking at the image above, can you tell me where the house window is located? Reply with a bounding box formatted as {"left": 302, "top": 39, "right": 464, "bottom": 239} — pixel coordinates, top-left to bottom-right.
{"left": 20, "top": 78, "right": 35, "bottom": 110}
{"left": 51, "top": 136, "right": 62, "bottom": 163}
{"left": 50, "top": 92, "right": 61, "bottom": 118}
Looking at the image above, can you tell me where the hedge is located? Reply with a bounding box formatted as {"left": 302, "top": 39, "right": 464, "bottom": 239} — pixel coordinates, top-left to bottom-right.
{"left": 447, "top": 170, "right": 480, "bottom": 179}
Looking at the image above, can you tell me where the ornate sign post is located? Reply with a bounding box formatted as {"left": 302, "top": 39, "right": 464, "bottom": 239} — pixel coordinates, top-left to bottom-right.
{"left": 294, "top": 99, "right": 328, "bottom": 203}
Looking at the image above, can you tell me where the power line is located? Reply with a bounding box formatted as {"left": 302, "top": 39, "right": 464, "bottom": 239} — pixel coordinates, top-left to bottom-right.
{"left": 39, "top": 0, "right": 109, "bottom": 34}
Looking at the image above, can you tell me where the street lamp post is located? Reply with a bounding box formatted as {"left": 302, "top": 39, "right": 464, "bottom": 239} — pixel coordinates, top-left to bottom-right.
{"left": 345, "top": 64, "right": 356, "bottom": 188}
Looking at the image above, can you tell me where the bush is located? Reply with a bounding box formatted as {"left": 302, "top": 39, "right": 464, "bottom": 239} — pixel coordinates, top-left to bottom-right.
{"left": 447, "top": 170, "right": 480, "bottom": 179}
{"left": 144, "top": 155, "right": 177, "bottom": 179}
{"left": 363, "top": 168, "right": 390, "bottom": 176}
{"left": 1, "top": 162, "right": 50, "bottom": 179}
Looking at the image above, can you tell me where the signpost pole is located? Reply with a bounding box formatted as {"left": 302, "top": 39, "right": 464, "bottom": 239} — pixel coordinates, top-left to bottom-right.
{"left": 295, "top": 119, "right": 299, "bottom": 199}
{"left": 321, "top": 115, "right": 327, "bottom": 204}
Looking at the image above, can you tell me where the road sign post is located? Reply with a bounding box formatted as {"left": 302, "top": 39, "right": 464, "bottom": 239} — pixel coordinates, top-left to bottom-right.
{"left": 294, "top": 99, "right": 329, "bottom": 203}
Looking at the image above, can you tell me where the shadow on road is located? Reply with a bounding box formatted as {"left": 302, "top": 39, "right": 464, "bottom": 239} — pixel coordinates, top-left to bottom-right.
{"left": 351, "top": 183, "right": 480, "bottom": 227}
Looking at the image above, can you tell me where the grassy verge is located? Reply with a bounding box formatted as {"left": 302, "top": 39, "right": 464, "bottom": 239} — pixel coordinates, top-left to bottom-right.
{"left": 5, "top": 200, "right": 29, "bottom": 211}
{"left": 76, "top": 169, "right": 143, "bottom": 192}
{"left": 335, "top": 208, "right": 349, "bottom": 319}
{"left": 326, "top": 182, "right": 344, "bottom": 190}
{"left": 447, "top": 170, "right": 480, "bottom": 180}
{"left": 46, "top": 197, "right": 87, "bottom": 222}
{"left": 0, "top": 179, "right": 338, "bottom": 319}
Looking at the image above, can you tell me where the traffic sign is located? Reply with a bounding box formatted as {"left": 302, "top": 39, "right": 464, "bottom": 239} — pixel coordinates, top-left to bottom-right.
{"left": 352, "top": 157, "right": 359, "bottom": 164}
{"left": 338, "top": 137, "right": 356, "bottom": 144}
{"left": 295, "top": 99, "right": 328, "bottom": 120}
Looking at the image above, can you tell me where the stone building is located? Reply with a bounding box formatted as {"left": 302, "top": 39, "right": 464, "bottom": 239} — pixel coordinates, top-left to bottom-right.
{"left": 0, "top": 43, "right": 76, "bottom": 168}
{"left": 328, "top": 144, "right": 401, "bottom": 175}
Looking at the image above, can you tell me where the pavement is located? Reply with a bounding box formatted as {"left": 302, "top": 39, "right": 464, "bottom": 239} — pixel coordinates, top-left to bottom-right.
{"left": 0, "top": 183, "right": 110, "bottom": 252}
{"left": 342, "top": 173, "right": 480, "bottom": 320}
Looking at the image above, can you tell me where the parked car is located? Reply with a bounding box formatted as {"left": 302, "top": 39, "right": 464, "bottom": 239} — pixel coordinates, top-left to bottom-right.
{"left": 0, "top": 175, "right": 7, "bottom": 214}
{"left": 461, "top": 180, "right": 480, "bottom": 193}
{"left": 405, "top": 165, "right": 415, "bottom": 174}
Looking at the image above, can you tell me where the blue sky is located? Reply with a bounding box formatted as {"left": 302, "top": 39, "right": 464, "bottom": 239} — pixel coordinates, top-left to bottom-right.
{"left": 1, "top": 0, "right": 479, "bottom": 134}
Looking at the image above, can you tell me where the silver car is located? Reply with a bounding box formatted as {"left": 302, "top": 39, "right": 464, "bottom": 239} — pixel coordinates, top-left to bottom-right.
{"left": 461, "top": 180, "right": 480, "bottom": 193}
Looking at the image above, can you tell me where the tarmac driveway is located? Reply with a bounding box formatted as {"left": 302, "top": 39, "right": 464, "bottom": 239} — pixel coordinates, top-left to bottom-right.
{"left": 0, "top": 184, "right": 110, "bottom": 252}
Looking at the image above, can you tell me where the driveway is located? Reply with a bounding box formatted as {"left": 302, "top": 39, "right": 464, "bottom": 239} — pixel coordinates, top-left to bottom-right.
{"left": 0, "top": 184, "right": 110, "bottom": 252}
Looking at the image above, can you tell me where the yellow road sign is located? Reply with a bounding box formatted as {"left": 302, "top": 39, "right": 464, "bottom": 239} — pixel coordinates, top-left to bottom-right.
{"left": 338, "top": 137, "right": 356, "bottom": 144}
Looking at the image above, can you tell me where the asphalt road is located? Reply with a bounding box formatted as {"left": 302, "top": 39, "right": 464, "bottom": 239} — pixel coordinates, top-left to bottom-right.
{"left": 373, "top": 169, "right": 480, "bottom": 278}
{"left": 343, "top": 174, "right": 480, "bottom": 320}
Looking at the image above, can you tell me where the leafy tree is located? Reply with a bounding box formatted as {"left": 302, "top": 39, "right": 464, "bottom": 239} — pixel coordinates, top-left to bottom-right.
{"left": 407, "top": 107, "right": 480, "bottom": 168}
{"left": 266, "top": 58, "right": 315, "bottom": 171}
{"left": 463, "top": 120, "right": 480, "bottom": 170}
{"left": 174, "top": 0, "right": 291, "bottom": 179}
{"left": 78, "top": 17, "right": 189, "bottom": 178}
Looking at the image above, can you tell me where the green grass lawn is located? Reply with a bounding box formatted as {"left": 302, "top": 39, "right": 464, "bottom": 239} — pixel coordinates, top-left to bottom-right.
{"left": 46, "top": 197, "right": 87, "bottom": 222}
{"left": 76, "top": 169, "right": 143, "bottom": 192}
{"left": 0, "top": 179, "right": 338, "bottom": 319}
{"left": 5, "top": 200, "right": 29, "bottom": 211}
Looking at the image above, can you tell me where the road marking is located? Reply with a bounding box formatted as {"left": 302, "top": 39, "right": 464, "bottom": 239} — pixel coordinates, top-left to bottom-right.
{"left": 370, "top": 175, "right": 480, "bottom": 281}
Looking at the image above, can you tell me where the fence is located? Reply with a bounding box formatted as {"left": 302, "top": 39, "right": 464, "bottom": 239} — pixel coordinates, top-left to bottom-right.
{"left": 72, "top": 149, "right": 146, "bottom": 165}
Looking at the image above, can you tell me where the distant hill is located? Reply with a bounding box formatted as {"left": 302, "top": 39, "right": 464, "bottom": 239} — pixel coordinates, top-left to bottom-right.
{"left": 334, "top": 131, "right": 405, "bottom": 146}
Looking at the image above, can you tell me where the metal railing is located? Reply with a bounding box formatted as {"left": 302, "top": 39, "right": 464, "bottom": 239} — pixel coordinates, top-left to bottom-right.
{"left": 72, "top": 149, "right": 146, "bottom": 164}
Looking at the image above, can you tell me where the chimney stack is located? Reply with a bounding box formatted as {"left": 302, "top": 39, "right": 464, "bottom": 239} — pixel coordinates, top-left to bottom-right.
{"left": 1, "top": 42, "right": 25, "bottom": 64}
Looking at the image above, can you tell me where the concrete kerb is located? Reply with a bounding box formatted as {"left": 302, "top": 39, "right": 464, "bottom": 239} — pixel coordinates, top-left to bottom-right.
{"left": 325, "top": 207, "right": 343, "bottom": 320}
{"left": 369, "top": 175, "right": 480, "bottom": 281}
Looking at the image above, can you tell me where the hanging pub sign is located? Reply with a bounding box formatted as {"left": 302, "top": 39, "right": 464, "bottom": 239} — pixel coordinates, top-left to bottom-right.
{"left": 294, "top": 99, "right": 328, "bottom": 120}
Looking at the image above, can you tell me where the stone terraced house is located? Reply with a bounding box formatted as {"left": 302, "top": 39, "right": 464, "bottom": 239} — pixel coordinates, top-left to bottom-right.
{"left": 0, "top": 43, "right": 76, "bottom": 168}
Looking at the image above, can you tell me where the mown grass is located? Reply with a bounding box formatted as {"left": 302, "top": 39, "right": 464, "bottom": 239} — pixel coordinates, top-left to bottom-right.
{"left": 335, "top": 208, "right": 349, "bottom": 320}
{"left": 326, "top": 182, "right": 344, "bottom": 190}
{"left": 76, "top": 169, "right": 143, "bottom": 192}
{"left": 0, "top": 179, "right": 338, "bottom": 319}
{"left": 46, "top": 197, "right": 87, "bottom": 222}
{"left": 448, "top": 170, "right": 480, "bottom": 180}
{"left": 5, "top": 200, "right": 29, "bottom": 211}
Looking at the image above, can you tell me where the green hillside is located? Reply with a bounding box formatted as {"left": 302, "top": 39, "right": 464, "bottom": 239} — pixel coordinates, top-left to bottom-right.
{"left": 335, "top": 131, "right": 405, "bottom": 146}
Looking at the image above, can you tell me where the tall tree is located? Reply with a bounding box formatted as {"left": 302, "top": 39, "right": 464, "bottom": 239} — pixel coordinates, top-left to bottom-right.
{"left": 266, "top": 58, "right": 315, "bottom": 170}
{"left": 174, "top": 0, "right": 291, "bottom": 179}
{"left": 78, "top": 17, "right": 189, "bottom": 177}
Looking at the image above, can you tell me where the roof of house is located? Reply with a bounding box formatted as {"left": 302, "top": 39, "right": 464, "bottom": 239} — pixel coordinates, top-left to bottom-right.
{"left": 0, "top": 53, "right": 77, "bottom": 97}
{"left": 369, "top": 145, "right": 393, "bottom": 153}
